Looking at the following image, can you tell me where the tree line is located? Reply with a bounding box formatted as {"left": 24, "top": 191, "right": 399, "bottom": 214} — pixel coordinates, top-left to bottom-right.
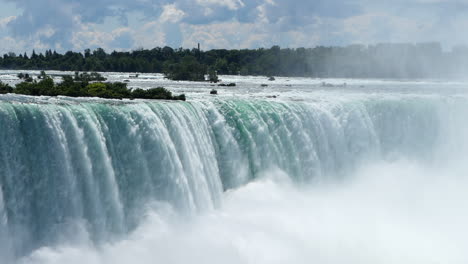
{"left": 1, "top": 43, "right": 468, "bottom": 79}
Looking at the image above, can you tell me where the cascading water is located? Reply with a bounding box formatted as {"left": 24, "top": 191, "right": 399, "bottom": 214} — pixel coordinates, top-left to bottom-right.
{"left": 1, "top": 84, "right": 468, "bottom": 263}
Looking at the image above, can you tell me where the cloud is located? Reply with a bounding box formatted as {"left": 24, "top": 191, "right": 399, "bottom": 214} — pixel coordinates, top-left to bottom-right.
{"left": 0, "top": 0, "right": 468, "bottom": 53}
{"left": 0, "top": 16, "right": 15, "bottom": 29}
{"left": 110, "top": 28, "right": 134, "bottom": 49}
{"left": 159, "top": 4, "right": 186, "bottom": 23}
{"left": 182, "top": 21, "right": 268, "bottom": 49}
{"left": 195, "top": 0, "right": 245, "bottom": 10}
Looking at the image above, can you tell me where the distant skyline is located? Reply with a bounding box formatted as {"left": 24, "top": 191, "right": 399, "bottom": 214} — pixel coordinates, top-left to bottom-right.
{"left": 0, "top": 0, "right": 467, "bottom": 54}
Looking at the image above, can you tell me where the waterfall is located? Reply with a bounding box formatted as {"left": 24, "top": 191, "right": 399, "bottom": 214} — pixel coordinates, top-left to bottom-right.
{"left": 0, "top": 93, "right": 466, "bottom": 259}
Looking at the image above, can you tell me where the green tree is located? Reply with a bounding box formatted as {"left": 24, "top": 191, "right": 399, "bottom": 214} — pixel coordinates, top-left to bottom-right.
{"left": 164, "top": 56, "right": 206, "bottom": 81}
{"left": 207, "top": 67, "right": 219, "bottom": 83}
{"left": 85, "top": 83, "right": 109, "bottom": 98}
{"left": 0, "top": 81, "right": 12, "bottom": 94}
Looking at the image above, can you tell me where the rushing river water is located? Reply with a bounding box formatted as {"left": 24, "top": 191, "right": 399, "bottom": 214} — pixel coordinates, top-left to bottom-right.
{"left": 1, "top": 71, "right": 468, "bottom": 263}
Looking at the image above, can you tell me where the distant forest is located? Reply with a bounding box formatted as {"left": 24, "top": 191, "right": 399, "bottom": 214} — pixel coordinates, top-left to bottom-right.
{"left": 1, "top": 42, "right": 468, "bottom": 78}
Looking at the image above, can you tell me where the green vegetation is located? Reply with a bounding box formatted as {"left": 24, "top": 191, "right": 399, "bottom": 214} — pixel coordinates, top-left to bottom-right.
{"left": 163, "top": 55, "right": 206, "bottom": 81}
{"left": 207, "top": 68, "right": 219, "bottom": 83}
{"left": 132, "top": 87, "right": 186, "bottom": 100}
{"left": 0, "top": 81, "right": 12, "bottom": 94}
{"left": 1, "top": 42, "right": 466, "bottom": 79}
{"left": 0, "top": 72, "right": 185, "bottom": 100}
{"left": 73, "top": 71, "right": 107, "bottom": 82}
{"left": 17, "top": 73, "right": 33, "bottom": 82}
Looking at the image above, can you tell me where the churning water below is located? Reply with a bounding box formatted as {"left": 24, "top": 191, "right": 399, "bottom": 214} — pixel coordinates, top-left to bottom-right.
{"left": 1, "top": 73, "right": 468, "bottom": 263}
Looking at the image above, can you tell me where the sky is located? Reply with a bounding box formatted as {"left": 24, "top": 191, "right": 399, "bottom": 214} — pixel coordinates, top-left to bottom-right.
{"left": 0, "top": 0, "right": 467, "bottom": 54}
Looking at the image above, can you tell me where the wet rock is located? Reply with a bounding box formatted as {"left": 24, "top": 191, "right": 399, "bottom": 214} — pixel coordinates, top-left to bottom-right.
{"left": 218, "top": 83, "right": 236, "bottom": 87}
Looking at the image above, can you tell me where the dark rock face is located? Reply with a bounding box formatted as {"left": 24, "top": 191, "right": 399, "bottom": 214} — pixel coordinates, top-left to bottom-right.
{"left": 218, "top": 83, "right": 236, "bottom": 87}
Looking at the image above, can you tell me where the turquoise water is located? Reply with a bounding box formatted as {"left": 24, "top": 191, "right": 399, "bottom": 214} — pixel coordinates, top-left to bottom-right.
{"left": 1, "top": 75, "right": 468, "bottom": 263}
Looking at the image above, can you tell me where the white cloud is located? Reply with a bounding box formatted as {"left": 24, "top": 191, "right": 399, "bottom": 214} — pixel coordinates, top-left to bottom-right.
{"left": 0, "top": 36, "right": 24, "bottom": 54}
{"left": 0, "top": 16, "right": 15, "bottom": 28}
{"left": 1, "top": 0, "right": 468, "bottom": 53}
{"left": 180, "top": 20, "right": 322, "bottom": 50}
{"left": 159, "top": 4, "right": 186, "bottom": 24}
{"left": 133, "top": 21, "right": 168, "bottom": 48}
{"left": 195, "top": 0, "right": 245, "bottom": 10}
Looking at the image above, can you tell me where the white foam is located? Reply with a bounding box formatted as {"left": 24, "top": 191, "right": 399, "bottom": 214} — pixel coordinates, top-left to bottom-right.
{"left": 18, "top": 159, "right": 468, "bottom": 264}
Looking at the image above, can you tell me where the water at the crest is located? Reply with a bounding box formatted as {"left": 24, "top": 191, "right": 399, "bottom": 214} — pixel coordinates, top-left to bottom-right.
{"left": 1, "top": 71, "right": 468, "bottom": 263}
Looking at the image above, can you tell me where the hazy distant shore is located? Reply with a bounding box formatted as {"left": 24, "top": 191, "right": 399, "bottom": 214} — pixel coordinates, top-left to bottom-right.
{"left": 1, "top": 43, "right": 467, "bottom": 79}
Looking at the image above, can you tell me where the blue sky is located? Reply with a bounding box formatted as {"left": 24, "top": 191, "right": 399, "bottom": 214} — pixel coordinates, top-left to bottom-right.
{"left": 0, "top": 0, "right": 467, "bottom": 54}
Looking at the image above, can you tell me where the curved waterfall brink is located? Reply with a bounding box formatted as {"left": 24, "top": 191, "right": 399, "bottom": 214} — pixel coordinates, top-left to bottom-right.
{"left": 0, "top": 94, "right": 466, "bottom": 258}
